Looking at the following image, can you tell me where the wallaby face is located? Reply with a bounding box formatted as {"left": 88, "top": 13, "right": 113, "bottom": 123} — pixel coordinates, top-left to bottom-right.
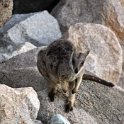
{"left": 45, "top": 40, "right": 75, "bottom": 81}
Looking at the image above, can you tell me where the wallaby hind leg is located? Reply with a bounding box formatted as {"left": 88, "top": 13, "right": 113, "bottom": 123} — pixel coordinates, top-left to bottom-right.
{"left": 65, "top": 76, "right": 82, "bottom": 112}
{"left": 65, "top": 81, "right": 75, "bottom": 112}
{"left": 48, "top": 84, "right": 58, "bottom": 102}
{"left": 65, "top": 92, "right": 76, "bottom": 112}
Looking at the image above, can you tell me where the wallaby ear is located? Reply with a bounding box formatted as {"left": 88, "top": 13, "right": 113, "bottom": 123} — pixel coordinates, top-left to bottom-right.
{"left": 72, "top": 50, "right": 90, "bottom": 74}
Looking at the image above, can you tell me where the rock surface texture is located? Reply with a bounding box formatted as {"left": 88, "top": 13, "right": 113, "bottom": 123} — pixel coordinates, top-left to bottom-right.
{"left": 0, "top": 84, "right": 41, "bottom": 124}
{"left": 0, "top": 42, "right": 36, "bottom": 63}
{"left": 118, "top": 44, "right": 124, "bottom": 89}
{"left": 0, "top": 47, "right": 124, "bottom": 124}
{"left": 0, "top": 0, "right": 13, "bottom": 27}
{"left": 120, "top": 0, "right": 124, "bottom": 6}
{"left": 0, "top": 13, "right": 34, "bottom": 33}
{"left": 64, "top": 23, "right": 122, "bottom": 84}
{"left": 0, "top": 11, "right": 61, "bottom": 62}
{"left": 52, "top": 0, "right": 124, "bottom": 41}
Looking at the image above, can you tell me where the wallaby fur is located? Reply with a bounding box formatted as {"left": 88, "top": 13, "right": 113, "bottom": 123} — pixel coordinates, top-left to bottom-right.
{"left": 37, "top": 39, "right": 114, "bottom": 112}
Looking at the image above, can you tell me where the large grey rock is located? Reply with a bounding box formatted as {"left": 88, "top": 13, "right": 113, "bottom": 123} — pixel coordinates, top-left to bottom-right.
{"left": 0, "top": 13, "right": 34, "bottom": 33}
{"left": 1, "top": 11, "right": 62, "bottom": 46}
{"left": 63, "top": 23, "right": 122, "bottom": 84}
{"left": 0, "top": 42, "right": 36, "bottom": 63}
{"left": 0, "top": 47, "right": 46, "bottom": 90}
{"left": 0, "top": 13, "right": 36, "bottom": 63}
{"left": 52, "top": 0, "right": 124, "bottom": 41}
{"left": 0, "top": 0, "right": 13, "bottom": 27}
{"left": 0, "top": 11, "right": 61, "bottom": 62}
{"left": 0, "top": 84, "right": 41, "bottom": 124}
{"left": 0, "top": 47, "right": 124, "bottom": 124}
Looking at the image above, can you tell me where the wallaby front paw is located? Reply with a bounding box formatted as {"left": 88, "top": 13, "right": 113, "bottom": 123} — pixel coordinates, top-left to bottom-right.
{"left": 65, "top": 101, "right": 73, "bottom": 113}
{"left": 48, "top": 89, "right": 56, "bottom": 102}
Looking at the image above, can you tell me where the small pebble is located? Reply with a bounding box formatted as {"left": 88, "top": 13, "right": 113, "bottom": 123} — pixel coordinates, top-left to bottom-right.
{"left": 48, "top": 114, "right": 71, "bottom": 124}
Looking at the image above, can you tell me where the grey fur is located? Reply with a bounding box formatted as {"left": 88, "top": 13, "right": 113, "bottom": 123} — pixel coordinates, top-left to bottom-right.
{"left": 37, "top": 39, "right": 114, "bottom": 112}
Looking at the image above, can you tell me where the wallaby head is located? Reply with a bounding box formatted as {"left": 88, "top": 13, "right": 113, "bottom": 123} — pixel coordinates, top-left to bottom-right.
{"left": 44, "top": 39, "right": 90, "bottom": 82}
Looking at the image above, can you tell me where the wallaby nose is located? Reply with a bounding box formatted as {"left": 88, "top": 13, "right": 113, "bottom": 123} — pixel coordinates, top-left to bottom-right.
{"left": 58, "top": 62, "right": 74, "bottom": 80}
{"left": 74, "top": 68, "right": 78, "bottom": 73}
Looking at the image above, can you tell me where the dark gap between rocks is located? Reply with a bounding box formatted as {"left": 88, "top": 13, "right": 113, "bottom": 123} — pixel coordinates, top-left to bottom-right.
{"left": 12, "top": 0, "right": 60, "bottom": 14}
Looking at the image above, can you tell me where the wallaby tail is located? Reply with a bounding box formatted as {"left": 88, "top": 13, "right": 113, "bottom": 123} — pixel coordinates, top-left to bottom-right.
{"left": 83, "top": 74, "right": 114, "bottom": 87}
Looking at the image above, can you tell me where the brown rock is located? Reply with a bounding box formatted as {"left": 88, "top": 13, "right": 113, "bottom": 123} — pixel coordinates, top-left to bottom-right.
{"left": 0, "top": 84, "right": 41, "bottom": 124}
{"left": 102, "top": 0, "right": 124, "bottom": 42}
{"left": 0, "top": 0, "right": 13, "bottom": 27}
{"left": 120, "top": 0, "right": 124, "bottom": 6}
{"left": 64, "top": 23, "right": 122, "bottom": 84}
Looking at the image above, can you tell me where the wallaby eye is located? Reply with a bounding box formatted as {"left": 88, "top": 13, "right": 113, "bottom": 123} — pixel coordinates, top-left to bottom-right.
{"left": 80, "top": 61, "right": 84, "bottom": 66}
{"left": 78, "top": 53, "right": 82, "bottom": 58}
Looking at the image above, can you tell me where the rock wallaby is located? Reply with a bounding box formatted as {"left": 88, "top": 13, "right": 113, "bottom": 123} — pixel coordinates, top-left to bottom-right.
{"left": 37, "top": 39, "right": 114, "bottom": 112}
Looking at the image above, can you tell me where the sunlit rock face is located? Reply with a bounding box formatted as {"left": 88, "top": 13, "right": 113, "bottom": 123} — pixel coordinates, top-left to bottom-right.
{"left": 0, "top": 84, "right": 41, "bottom": 124}
{"left": 63, "top": 23, "right": 122, "bottom": 84}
